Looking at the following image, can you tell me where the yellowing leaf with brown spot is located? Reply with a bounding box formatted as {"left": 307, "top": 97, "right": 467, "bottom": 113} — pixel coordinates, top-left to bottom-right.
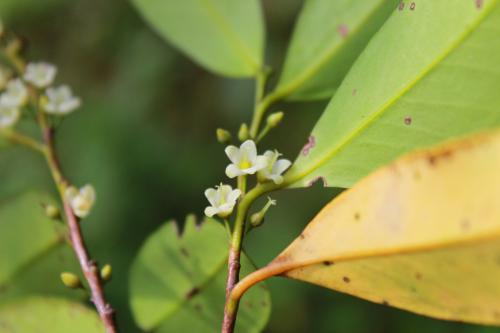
{"left": 239, "top": 130, "right": 500, "bottom": 325}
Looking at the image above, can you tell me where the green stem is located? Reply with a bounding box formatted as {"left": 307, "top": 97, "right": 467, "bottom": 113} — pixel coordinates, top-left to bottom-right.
{"left": 0, "top": 129, "right": 45, "bottom": 153}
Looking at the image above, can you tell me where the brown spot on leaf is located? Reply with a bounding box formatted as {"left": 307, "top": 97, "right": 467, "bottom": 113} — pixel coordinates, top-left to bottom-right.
{"left": 404, "top": 116, "right": 412, "bottom": 125}
{"left": 185, "top": 287, "right": 200, "bottom": 300}
{"left": 301, "top": 136, "right": 316, "bottom": 156}
{"left": 300, "top": 233, "right": 306, "bottom": 240}
{"left": 382, "top": 300, "right": 390, "bottom": 306}
{"left": 415, "top": 272, "right": 423, "bottom": 280}
{"left": 352, "top": 89, "right": 357, "bottom": 96}
{"left": 427, "top": 149, "right": 453, "bottom": 166}
{"left": 354, "top": 212, "right": 361, "bottom": 221}
{"left": 343, "top": 276, "right": 351, "bottom": 283}
{"left": 244, "top": 301, "right": 254, "bottom": 309}
{"left": 337, "top": 24, "right": 349, "bottom": 38}
{"left": 398, "top": 2, "right": 405, "bottom": 10}
{"left": 476, "top": 0, "right": 483, "bottom": 9}
{"left": 180, "top": 247, "right": 189, "bottom": 257}
{"left": 323, "top": 261, "right": 334, "bottom": 266}
{"left": 307, "top": 176, "right": 328, "bottom": 187}
{"left": 410, "top": 2, "right": 416, "bottom": 10}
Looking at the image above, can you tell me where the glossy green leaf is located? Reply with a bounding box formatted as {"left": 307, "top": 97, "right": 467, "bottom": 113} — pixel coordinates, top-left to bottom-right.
{"left": 0, "top": 192, "right": 80, "bottom": 303}
{"left": 0, "top": 297, "right": 103, "bottom": 332}
{"left": 130, "top": 216, "right": 271, "bottom": 333}
{"left": 131, "top": 0, "right": 264, "bottom": 77}
{"left": 285, "top": 0, "right": 500, "bottom": 188}
{"left": 275, "top": 0, "right": 398, "bottom": 101}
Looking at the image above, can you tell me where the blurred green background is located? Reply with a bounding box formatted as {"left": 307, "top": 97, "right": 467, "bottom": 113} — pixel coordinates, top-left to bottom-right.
{"left": 1, "top": 0, "right": 499, "bottom": 332}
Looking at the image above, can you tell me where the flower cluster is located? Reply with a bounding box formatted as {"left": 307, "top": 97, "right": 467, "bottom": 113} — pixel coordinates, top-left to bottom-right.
{"left": 0, "top": 61, "right": 81, "bottom": 129}
{"left": 204, "top": 139, "right": 291, "bottom": 218}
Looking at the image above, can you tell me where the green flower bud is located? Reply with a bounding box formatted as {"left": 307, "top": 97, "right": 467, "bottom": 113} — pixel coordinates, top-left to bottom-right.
{"left": 238, "top": 123, "right": 249, "bottom": 141}
{"left": 44, "top": 204, "right": 60, "bottom": 220}
{"left": 250, "top": 212, "right": 265, "bottom": 228}
{"left": 250, "top": 197, "right": 276, "bottom": 228}
{"left": 216, "top": 128, "right": 232, "bottom": 144}
{"left": 60, "top": 272, "right": 82, "bottom": 289}
{"left": 266, "top": 112, "right": 284, "bottom": 128}
{"left": 100, "top": 264, "right": 112, "bottom": 282}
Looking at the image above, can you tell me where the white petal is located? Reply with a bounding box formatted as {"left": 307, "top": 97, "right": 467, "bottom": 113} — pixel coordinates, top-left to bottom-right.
{"left": 273, "top": 159, "right": 292, "bottom": 175}
{"left": 227, "top": 189, "right": 241, "bottom": 204}
{"left": 269, "top": 175, "right": 284, "bottom": 184}
{"left": 262, "top": 150, "right": 274, "bottom": 161}
{"left": 240, "top": 140, "right": 257, "bottom": 162}
{"left": 218, "top": 203, "right": 235, "bottom": 216}
{"left": 65, "top": 186, "right": 79, "bottom": 202}
{"left": 253, "top": 155, "right": 268, "bottom": 172}
{"left": 225, "top": 164, "right": 243, "bottom": 178}
{"left": 204, "top": 206, "right": 218, "bottom": 217}
{"left": 81, "top": 185, "right": 96, "bottom": 203}
{"left": 204, "top": 188, "right": 218, "bottom": 206}
{"left": 224, "top": 145, "right": 240, "bottom": 164}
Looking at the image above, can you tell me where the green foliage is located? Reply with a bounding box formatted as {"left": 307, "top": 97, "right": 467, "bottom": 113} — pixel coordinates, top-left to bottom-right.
{"left": 276, "top": 0, "right": 398, "bottom": 101}
{"left": 0, "top": 297, "right": 104, "bottom": 332}
{"left": 0, "top": 191, "right": 81, "bottom": 303}
{"left": 131, "top": 0, "right": 265, "bottom": 77}
{"left": 130, "top": 216, "right": 271, "bottom": 332}
{"left": 285, "top": 1, "right": 500, "bottom": 188}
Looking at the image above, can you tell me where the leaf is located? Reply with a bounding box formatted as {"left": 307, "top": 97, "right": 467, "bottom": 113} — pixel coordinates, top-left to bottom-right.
{"left": 285, "top": 0, "right": 500, "bottom": 188}
{"left": 129, "top": 216, "right": 271, "bottom": 333}
{"left": 275, "top": 0, "right": 398, "bottom": 101}
{"left": 0, "top": 297, "right": 104, "bottom": 332}
{"left": 0, "top": 192, "right": 81, "bottom": 303}
{"left": 247, "top": 130, "right": 500, "bottom": 325}
{"left": 131, "top": 0, "right": 265, "bottom": 77}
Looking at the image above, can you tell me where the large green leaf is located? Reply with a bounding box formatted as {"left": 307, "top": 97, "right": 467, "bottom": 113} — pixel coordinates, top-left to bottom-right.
{"left": 275, "top": 0, "right": 398, "bottom": 101}
{"left": 0, "top": 192, "right": 80, "bottom": 303}
{"left": 131, "top": 0, "right": 264, "bottom": 77}
{"left": 285, "top": 0, "right": 500, "bottom": 188}
{"left": 130, "top": 216, "right": 271, "bottom": 333}
{"left": 0, "top": 297, "right": 103, "bottom": 332}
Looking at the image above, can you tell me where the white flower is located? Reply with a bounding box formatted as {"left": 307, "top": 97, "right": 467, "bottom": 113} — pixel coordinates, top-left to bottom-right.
{"left": 0, "top": 79, "right": 28, "bottom": 107}
{"left": 24, "top": 62, "right": 57, "bottom": 88}
{"left": 257, "top": 150, "right": 292, "bottom": 184}
{"left": 0, "top": 104, "right": 20, "bottom": 128}
{"left": 225, "top": 140, "right": 267, "bottom": 178}
{"left": 204, "top": 184, "right": 241, "bottom": 218}
{"left": 43, "top": 85, "right": 81, "bottom": 115}
{"left": 65, "top": 184, "right": 96, "bottom": 218}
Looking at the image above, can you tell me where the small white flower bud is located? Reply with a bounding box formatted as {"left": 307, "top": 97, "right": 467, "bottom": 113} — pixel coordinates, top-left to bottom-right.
{"left": 43, "top": 85, "right": 81, "bottom": 115}
{"left": 65, "top": 184, "right": 96, "bottom": 218}
{"left": 204, "top": 183, "right": 241, "bottom": 218}
{"left": 0, "top": 105, "right": 20, "bottom": 129}
{"left": 24, "top": 62, "right": 57, "bottom": 88}
{"left": 225, "top": 140, "right": 268, "bottom": 178}
{"left": 0, "top": 78, "right": 28, "bottom": 108}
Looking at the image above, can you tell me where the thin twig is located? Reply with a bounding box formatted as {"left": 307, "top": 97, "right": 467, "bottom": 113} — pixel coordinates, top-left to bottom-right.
{"left": 41, "top": 123, "right": 118, "bottom": 333}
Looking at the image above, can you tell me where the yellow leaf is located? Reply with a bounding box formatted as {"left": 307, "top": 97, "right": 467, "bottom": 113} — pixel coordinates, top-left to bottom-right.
{"left": 233, "top": 129, "right": 500, "bottom": 325}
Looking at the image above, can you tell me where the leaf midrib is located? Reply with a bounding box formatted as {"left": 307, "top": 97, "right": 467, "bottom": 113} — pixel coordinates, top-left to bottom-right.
{"left": 152, "top": 254, "right": 228, "bottom": 329}
{"left": 285, "top": 1, "right": 498, "bottom": 186}
{"left": 275, "top": 0, "right": 388, "bottom": 99}
{"left": 198, "top": 0, "right": 260, "bottom": 73}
